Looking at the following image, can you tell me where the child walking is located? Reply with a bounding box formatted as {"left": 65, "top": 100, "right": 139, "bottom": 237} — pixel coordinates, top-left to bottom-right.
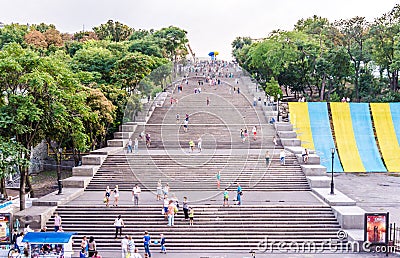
{"left": 189, "top": 207, "right": 194, "bottom": 226}
{"left": 223, "top": 189, "right": 229, "bottom": 207}
{"left": 160, "top": 234, "right": 166, "bottom": 254}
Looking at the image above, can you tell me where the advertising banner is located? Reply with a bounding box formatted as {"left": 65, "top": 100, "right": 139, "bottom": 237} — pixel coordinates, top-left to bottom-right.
{"left": 364, "top": 212, "right": 389, "bottom": 245}
{"left": 0, "top": 213, "right": 11, "bottom": 244}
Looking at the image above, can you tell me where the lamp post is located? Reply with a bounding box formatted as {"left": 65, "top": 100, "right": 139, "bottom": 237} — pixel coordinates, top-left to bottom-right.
{"left": 330, "top": 148, "right": 335, "bottom": 195}
{"left": 255, "top": 72, "right": 258, "bottom": 92}
{"left": 57, "top": 148, "right": 63, "bottom": 195}
{"left": 162, "top": 74, "right": 166, "bottom": 92}
{"left": 277, "top": 94, "right": 280, "bottom": 122}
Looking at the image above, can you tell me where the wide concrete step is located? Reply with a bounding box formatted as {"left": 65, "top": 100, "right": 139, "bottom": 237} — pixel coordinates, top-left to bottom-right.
{"left": 49, "top": 203, "right": 341, "bottom": 252}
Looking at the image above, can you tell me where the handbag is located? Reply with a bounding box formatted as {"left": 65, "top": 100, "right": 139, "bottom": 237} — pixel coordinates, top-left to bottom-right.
{"left": 103, "top": 197, "right": 107, "bottom": 203}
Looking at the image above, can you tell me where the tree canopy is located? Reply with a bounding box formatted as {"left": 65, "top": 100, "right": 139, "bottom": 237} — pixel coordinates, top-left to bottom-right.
{"left": 0, "top": 20, "right": 189, "bottom": 210}
{"left": 232, "top": 4, "right": 400, "bottom": 102}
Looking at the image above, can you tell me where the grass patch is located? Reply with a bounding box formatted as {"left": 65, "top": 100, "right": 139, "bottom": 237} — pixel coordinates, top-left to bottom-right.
{"left": 30, "top": 170, "right": 72, "bottom": 198}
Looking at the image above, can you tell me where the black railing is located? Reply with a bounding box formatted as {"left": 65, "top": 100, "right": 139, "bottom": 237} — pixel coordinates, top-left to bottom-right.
{"left": 389, "top": 223, "right": 400, "bottom": 253}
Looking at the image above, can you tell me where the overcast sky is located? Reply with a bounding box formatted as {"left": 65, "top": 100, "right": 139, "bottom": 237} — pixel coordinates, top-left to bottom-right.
{"left": 0, "top": 0, "right": 398, "bottom": 59}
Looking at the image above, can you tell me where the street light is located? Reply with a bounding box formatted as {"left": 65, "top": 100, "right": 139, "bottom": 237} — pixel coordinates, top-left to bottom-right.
{"left": 255, "top": 72, "right": 258, "bottom": 92}
{"left": 330, "top": 148, "right": 335, "bottom": 195}
{"left": 162, "top": 74, "right": 166, "bottom": 92}
{"left": 277, "top": 94, "right": 280, "bottom": 122}
{"left": 57, "top": 148, "right": 63, "bottom": 195}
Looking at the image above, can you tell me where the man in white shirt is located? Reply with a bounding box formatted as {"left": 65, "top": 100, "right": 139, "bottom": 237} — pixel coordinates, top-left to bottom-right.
{"left": 121, "top": 235, "right": 129, "bottom": 258}
{"left": 132, "top": 184, "right": 141, "bottom": 206}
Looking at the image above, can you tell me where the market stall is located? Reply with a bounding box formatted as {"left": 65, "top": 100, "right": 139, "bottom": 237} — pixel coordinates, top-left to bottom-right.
{"left": 22, "top": 232, "right": 76, "bottom": 258}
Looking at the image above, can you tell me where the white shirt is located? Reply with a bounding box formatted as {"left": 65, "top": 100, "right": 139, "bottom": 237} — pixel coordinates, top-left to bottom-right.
{"left": 127, "top": 239, "right": 135, "bottom": 252}
{"left": 114, "top": 218, "right": 124, "bottom": 227}
{"left": 133, "top": 186, "right": 141, "bottom": 195}
{"left": 16, "top": 236, "right": 23, "bottom": 246}
{"left": 121, "top": 238, "right": 129, "bottom": 251}
{"left": 163, "top": 198, "right": 169, "bottom": 207}
{"left": 280, "top": 151, "right": 285, "bottom": 158}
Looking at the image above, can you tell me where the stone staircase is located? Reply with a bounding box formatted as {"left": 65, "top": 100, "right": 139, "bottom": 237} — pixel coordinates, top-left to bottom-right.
{"left": 128, "top": 76, "right": 274, "bottom": 150}
{"left": 48, "top": 204, "right": 343, "bottom": 252}
{"left": 43, "top": 65, "right": 347, "bottom": 255}
{"left": 85, "top": 153, "right": 310, "bottom": 192}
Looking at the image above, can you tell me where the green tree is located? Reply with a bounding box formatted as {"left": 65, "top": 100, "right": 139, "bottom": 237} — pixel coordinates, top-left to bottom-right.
{"left": 153, "top": 26, "right": 188, "bottom": 62}
{"left": 129, "top": 38, "right": 163, "bottom": 57}
{"left": 370, "top": 4, "right": 400, "bottom": 91}
{"left": 0, "top": 44, "right": 89, "bottom": 209}
{"left": 38, "top": 54, "right": 90, "bottom": 194}
{"left": 334, "top": 17, "right": 371, "bottom": 101}
{"left": 0, "top": 23, "right": 29, "bottom": 49}
{"left": 111, "top": 52, "right": 156, "bottom": 93}
{"left": 72, "top": 46, "right": 116, "bottom": 83}
{"left": 232, "top": 37, "right": 252, "bottom": 57}
{"left": 83, "top": 88, "right": 115, "bottom": 150}
{"left": 0, "top": 137, "right": 30, "bottom": 198}
{"left": 94, "top": 83, "right": 127, "bottom": 140}
{"left": 129, "top": 29, "right": 152, "bottom": 40}
{"left": 30, "top": 23, "right": 56, "bottom": 33}
{"left": 265, "top": 77, "right": 283, "bottom": 100}
{"left": 93, "top": 20, "right": 133, "bottom": 42}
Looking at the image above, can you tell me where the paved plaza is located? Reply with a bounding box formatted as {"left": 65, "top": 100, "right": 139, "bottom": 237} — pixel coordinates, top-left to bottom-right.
{"left": 335, "top": 173, "right": 400, "bottom": 225}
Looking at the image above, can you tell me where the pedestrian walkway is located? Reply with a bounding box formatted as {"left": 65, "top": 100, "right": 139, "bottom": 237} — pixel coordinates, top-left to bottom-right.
{"left": 335, "top": 173, "right": 400, "bottom": 225}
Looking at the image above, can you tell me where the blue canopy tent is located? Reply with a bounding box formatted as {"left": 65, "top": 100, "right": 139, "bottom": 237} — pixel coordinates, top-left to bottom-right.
{"left": 22, "top": 232, "right": 77, "bottom": 258}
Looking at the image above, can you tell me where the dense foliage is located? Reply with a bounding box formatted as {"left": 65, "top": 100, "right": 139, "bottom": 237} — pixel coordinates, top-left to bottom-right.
{"left": 0, "top": 20, "right": 189, "bottom": 210}
{"left": 232, "top": 4, "right": 400, "bottom": 102}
